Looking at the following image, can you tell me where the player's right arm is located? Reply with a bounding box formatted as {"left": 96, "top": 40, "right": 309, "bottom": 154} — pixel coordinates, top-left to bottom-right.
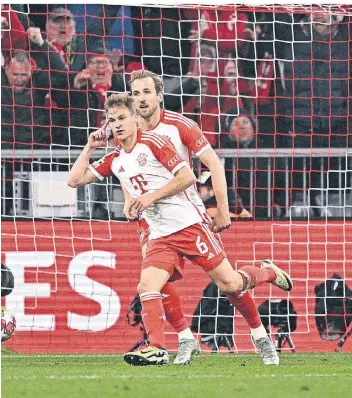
{"left": 67, "top": 122, "right": 109, "bottom": 188}
{"left": 179, "top": 120, "right": 231, "bottom": 232}
{"left": 129, "top": 135, "right": 197, "bottom": 213}
{"left": 121, "top": 183, "right": 138, "bottom": 220}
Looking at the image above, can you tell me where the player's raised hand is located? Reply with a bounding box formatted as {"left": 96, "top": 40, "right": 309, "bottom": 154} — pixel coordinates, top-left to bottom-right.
{"left": 27, "top": 27, "right": 44, "bottom": 46}
{"left": 87, "top": 121, "right": 109, "bottom": 149}
{"left": 128, "top": 193, "right": 156, "bottom": 213}
{"left": 210, "top": 207, "right": 231, "bottom": 233}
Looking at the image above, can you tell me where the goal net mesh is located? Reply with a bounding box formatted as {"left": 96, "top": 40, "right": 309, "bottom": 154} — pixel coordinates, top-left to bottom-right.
{"left": 1, "top": 4, "right": 351, "bottom": 353}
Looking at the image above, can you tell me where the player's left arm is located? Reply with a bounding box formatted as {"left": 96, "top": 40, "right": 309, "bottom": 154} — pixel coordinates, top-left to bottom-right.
{"left": 181, "top": 122, "right": 231, "bottom": 233}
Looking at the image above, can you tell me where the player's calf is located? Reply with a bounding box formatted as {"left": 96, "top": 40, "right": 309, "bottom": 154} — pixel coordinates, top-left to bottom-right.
{"left": 208, "top": 258, "right": 292, "bottom": 294}
{"left": 207, "top": 259, "right": 244, "bottom": 293}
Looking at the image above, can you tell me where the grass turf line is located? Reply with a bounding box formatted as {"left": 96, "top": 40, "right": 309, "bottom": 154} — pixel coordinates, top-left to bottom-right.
{"left": 2, "top": 353, "right": 352, "bottom": 398}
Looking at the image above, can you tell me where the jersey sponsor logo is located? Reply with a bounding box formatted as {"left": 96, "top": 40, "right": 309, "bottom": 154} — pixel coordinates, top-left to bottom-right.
{"left": 196, "top": 135, "right": 206, "bottom": 147}
{"left": 167, "top": 153, "right": 181, "bottom": 167}
{"left": 137, "top": 153, "right": 148, "bottom": 167}
{"left": 130, "top": 174, "right": 148, "bottom": 194}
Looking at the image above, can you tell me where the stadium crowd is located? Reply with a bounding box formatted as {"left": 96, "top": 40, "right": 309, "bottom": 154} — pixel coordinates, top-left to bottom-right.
{"left": 1, "top": 5, "right": 351, "bottom": 219}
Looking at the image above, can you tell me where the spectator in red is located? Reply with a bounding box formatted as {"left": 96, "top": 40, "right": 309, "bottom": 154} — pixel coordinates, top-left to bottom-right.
{"left": 198, "top": 8, "right": 250, "bottom": 51}
{"left": 183, "top": 57, "right": 253, "bottom": 148}
{"left": 1, "top": 51, "right": 68, "bottom": 149}
{"left": 63, "top": 49, "right": 126, "bottom": 218}
{"left": 186, "top": 39, "right": 219, "bottom": 94}
{"left": 64, "top": 48, "right": 125, "bottom": 146}
{"left": 24, "top": 8, "right": 77, "bottom": 72}
{"left": 185, "top": 9, "right": 276, "bottom": 127}
{"left": 185, "top": 7, "right": 252, "bottom": 73}
{"left": 182, "top": 77, "right": 219, "bottom": 147}
{"left": 219, "top": 59, "right": 249, "bottom": 127}
{"left": 183, "top": 9, "right": 262, "bottom": 145}
{"left": 29, "top": 6, "right": 124, "bottom": 73}
{"left": 184, "top": 6, "right": 258, "bottom": 112}
{"left": 181, "top": 41, "right": 220, "bottom": 146}
{"left": 1, "top": 5, "right": 27, "bottom": 66}
{"left": 45, "top": 7, "right": 76, "bottom": 67}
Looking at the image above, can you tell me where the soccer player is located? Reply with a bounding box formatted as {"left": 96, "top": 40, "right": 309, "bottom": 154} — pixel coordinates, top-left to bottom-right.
{"left": 125, "top": 69, "right": 280, "bottom": 365}
{"left": 67, "top": 93, "right": 293, "bottom": 366}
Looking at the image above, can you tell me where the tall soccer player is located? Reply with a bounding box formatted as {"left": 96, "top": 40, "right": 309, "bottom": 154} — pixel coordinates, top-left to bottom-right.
{"left": 68, "top": 93, "right": 293, "bottom": 366}
{"left": 125, "top": 69, "right": 280, "bottom": 365}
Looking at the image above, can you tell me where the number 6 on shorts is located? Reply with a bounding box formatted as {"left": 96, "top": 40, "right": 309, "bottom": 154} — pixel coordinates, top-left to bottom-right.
{"left": 196, "top": 235, "right": 209, "bottom": 254}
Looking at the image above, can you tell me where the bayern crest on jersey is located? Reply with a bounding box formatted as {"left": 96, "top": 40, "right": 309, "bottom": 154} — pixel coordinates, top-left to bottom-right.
{"left": 137, "top": 153, "right": 148, "bottom": 166}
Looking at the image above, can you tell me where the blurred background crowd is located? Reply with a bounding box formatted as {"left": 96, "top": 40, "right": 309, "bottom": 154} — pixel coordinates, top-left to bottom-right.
{"left": 1, "top": 4, "right": 351, "bottom": 219}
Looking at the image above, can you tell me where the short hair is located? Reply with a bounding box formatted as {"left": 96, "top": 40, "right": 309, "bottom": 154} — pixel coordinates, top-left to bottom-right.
{"left": 129, "top": 69, "right": 164, "bottom": 94}
{"left": 11, "top": 51, "right": 30, "bottom": 65}
{"left": 104, "top": 93, "right": 134, "bottom": 114}
{"left": 225, "top": 108, "right": 256, "bottom": 132}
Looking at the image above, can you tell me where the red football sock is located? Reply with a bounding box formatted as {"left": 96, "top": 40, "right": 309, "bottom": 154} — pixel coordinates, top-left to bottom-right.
{"left": 226, "top": 290, "right": 261, "bottom": 329}
{"left": 161, "top": 282, "right": 189, "bottom": 333}
{"left": 140, "top": 292, "right": 166, "bottom": 348}
{"left": 238, "top": 265, "right": 276, "bottom": 290}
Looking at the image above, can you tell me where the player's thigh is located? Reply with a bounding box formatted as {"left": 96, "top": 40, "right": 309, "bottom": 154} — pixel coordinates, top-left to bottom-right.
{"left": 138, "top": 219, "right": 149, "bottom": 259}
{"left": 142, "top": 239, "right": 184, "bottom": 284}
{"left": 206, "top": 258, "right": 243, "bottom": 293}
{"left": 138, "top": 266, "right": 171, "bottom": 294}
{"left": 141, "top": 243, "right": 148, "bottom": 259}
{"left": 143, "top": 241, "right": 184, "bottom": 280}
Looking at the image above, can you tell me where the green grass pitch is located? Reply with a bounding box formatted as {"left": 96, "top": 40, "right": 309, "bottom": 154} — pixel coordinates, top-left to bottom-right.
{"left": 2, "top": 350, "right": 352, "bottom": 398}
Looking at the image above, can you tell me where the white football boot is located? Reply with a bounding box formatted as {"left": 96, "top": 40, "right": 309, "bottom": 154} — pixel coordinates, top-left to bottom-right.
{"left": 174, "top": 339, "right": 200, "bottom": 365}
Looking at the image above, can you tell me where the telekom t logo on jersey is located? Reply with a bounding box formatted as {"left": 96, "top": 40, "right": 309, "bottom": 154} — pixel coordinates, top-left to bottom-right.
{"left": 130, "top": 174, "right": 148, "bottom": 194}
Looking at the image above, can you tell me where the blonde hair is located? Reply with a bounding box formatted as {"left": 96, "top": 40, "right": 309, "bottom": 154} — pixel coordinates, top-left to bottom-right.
{"left": 104, "top": 92, "right": 134, "bottom": 113}
{"left": 129, "top": 69, "right": 164, "bottom": 94}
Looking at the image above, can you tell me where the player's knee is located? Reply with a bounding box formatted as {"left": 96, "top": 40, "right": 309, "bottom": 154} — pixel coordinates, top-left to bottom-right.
{"left": 137, "top": 280, "right": 151, "bottom": 294}
{"left": 215, "top": 276, "right": 242, "bottom": 294}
